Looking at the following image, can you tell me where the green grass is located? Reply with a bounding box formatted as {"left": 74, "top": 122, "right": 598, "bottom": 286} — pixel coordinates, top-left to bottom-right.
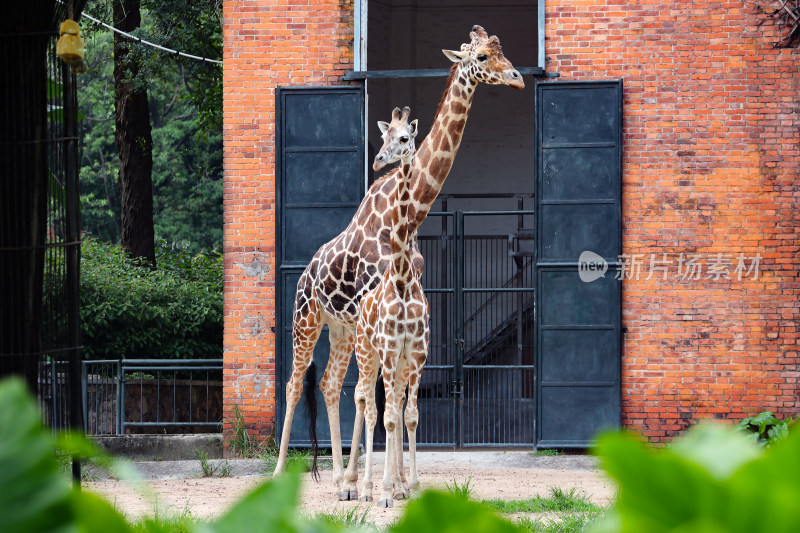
{"left": 445, "top": 477, "right": 475, "bottom": 499}
{"left": 130, "top": 509, "right": 200, "bottom": 533}
{"left": 196, "top": 450, "right": 232, "bottom": 477}
{"left": 483, "top": 487, "right": 602, "bottom": 514}
{"left": 531, "top": 449, "right": 562, "bottom": 457}
{"left": 515, "top": 508, "right": 605, "bottom": 533}
{"left": 315, "top": 504, "right": 375, "bottom": 529}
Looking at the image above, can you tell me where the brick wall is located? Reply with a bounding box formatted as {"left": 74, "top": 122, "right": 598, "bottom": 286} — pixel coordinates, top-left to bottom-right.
{"left": 221, "top": 0, "right": 355, "bottom": 447}
{"left": 222, "top": 0, "right": 799, "bottom": 445}
{"left": 543, "top": 0, "right": 799, "bottom": 439}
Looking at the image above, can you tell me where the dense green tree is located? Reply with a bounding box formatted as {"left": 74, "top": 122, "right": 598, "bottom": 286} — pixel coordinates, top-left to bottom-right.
{"left": 78, "top": 0, "right": 222, "bottom": 254}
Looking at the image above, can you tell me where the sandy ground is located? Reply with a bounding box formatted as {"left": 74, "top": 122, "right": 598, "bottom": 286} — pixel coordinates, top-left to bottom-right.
{"left": 86, "top": 451, "right": 616, "bottom": 527}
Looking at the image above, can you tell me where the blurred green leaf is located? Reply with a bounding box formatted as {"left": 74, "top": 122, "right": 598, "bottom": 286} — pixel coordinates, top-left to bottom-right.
{"left": 393, "top": 490, "right": 523, "bottom": 533}
{"left": 591, "top": 423, "right": 800, "bottom": 533}
{"left": 0, "top": 378, "right": 75, "bottom": 533}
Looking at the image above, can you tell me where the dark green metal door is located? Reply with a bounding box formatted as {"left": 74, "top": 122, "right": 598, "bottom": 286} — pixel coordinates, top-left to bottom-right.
{"left": 534, "top": 80, "right": 623, "bottom": 448}
{"left": 276, "top": 86, "right": 365, "bottom": 447}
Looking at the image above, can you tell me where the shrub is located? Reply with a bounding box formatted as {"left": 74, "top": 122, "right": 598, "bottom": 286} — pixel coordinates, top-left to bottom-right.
{"left": 736, "top": 411, "right": 792, "bottom": 447}
{"left": 80, "top": 238, "right": 222, "bottom": 359}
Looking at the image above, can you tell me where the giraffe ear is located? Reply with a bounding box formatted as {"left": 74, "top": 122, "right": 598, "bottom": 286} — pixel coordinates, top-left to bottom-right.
{"left": 409, "top": 119, "right": 418, "bottom": 137}
{"left": 377, "top": 121, "right": 390, "bottom": 134}
{"left": 442, "top": 49, "right": 468, "bottom": 63}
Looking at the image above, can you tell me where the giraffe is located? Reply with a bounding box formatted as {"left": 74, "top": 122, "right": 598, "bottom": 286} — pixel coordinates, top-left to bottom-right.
{"left": 341, "top": 106, "right": 427, "bottom": 507}
{"left": 273, "top": 26, "right": 524, "bottom": 499}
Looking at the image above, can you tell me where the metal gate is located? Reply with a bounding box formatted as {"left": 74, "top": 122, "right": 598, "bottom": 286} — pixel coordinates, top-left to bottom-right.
{"left": 410, "top": 195, "right": 536, "bottom": 447}
{"left": 275, "top": 86, "right": 365, "bottom": 448}
{"left": 276, "top": 82, "right": 622, "bottom": 450}
{"left": 534, "top": 80, "right": 623, "bottom": 448}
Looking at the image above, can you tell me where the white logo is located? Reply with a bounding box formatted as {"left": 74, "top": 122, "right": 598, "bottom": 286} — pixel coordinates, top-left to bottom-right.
{"left": 579, "top": 251, "right": 608, "bottom": 283}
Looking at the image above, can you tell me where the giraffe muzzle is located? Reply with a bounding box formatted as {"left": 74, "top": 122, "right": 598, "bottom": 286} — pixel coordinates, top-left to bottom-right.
{"left": 373, "top": 154, "right": 387, "bottom": 172}
{"left": 506, "top": 69, "right": 525, "bottom": 90}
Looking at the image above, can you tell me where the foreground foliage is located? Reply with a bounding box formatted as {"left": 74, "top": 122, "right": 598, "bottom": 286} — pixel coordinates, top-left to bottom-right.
{"left": 0, "top": 377, "right": 527, "bottom": 533}
{"left": 590, "top": 422, "right": 800, "bottom": 533}
{"left": 80, "top": 238, "right": 222, "bottom": 359}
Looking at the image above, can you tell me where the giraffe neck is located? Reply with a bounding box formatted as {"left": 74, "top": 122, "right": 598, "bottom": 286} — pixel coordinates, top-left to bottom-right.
{"left": 406, "top": 63, "right": 477, "bottom": 233}
{"left": 389, "top": 160, "right": 414, "bottom": 288}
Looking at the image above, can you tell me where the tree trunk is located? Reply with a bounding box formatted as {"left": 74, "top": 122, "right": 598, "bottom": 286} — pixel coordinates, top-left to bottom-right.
{"left": 113, "top": 0, "right": 155, "bottom": 265}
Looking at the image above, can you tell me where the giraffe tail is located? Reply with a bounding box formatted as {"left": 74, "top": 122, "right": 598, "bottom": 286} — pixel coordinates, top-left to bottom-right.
{"left": 375, "top": 371, "right": 386, "bottom": 438}
{"left": 304, "top": 360, "right": 320, "bottom": 482}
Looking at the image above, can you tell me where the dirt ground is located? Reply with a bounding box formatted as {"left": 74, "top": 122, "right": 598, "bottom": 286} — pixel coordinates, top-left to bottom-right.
{"left": 86, "top": 451, "right": 616, "bottom": 527}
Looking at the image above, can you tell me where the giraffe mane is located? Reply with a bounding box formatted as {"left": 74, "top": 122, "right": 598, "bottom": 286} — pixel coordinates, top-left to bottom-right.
{"left": 434, "top": 63, "right": 459, "bottom": 119}
{"left": 372, "top": 165, "right": 401, "bottom": 188}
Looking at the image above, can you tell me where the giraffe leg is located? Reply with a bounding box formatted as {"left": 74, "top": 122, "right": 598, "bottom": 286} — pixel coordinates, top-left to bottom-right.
{"left": 319, "top": 322, "right": 355, "bottom": 495}
{"left": 359, "top": 385, "right": 378, "bottom": 502}
{"left": 342, "top": 334, "right": 378, "bottom": 501}
{"left": 378, "top": 357, "right": 400, "bottom": 508}
{"left": 274, "top": 277, "right": 322, "bottom": 476}
{"left": 340, "top": 382, "right": 364, "bottom": 501}
{"left": 392, "top": 358, "right": 410, "bottom": 500}
{"left": 405, "top": 354, "right": 426, "bottom": 491}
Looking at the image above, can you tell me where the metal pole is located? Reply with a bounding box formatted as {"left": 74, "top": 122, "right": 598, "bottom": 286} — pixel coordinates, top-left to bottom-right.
{"left": 454, "top": 211, "right": 464, "bottom": 448}
{"left": 119, "top": 362, "right": 126, "bottom": 435}
{"left": 63, "top": 65, "right": 83, "bottom": 486}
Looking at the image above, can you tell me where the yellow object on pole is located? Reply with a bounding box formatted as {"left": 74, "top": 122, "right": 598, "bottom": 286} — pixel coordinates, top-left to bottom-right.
{"left": 56, "top": 19, "right": 87, "bottom": 74}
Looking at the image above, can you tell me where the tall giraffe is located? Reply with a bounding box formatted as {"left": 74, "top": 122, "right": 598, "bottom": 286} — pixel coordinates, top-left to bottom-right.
{"left": 273, "top": 26, "right": 524, "bottom": 498}
{"left": 343, "top": 107, "right": 426, "bottom": 506}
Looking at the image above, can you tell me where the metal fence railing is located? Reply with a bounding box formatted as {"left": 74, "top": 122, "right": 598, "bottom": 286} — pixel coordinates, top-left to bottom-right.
{"left": 81, "top": 359, "right": 223, "bottom": 435}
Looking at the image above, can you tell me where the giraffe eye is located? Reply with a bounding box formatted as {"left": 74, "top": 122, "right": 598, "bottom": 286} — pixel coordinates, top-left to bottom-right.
{"left": 400, "top": 136, "right": 409, "bottom": 143}
{"left": 477, "top": 54, "right": 488, "bottom": 62}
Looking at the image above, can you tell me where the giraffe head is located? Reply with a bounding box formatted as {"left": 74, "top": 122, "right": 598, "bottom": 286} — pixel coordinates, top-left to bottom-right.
{"left": 373, "top": 106, "right": 419, "bottom": 172}
{"left": 442, "top": 25, "right": 524, "bottom": 90}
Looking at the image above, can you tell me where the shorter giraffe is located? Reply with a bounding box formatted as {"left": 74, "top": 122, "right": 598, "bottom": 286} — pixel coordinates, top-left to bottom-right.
{"left": 343, "top": 107, "right": 429, "bottom": 507}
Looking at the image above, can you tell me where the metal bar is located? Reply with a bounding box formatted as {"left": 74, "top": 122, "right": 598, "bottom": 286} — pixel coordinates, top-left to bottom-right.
{"left": 538, "top": 0, "right": 546, "bottom": 69}
{"left": 81, "top": 361, "right": 88, "bottom": 433}
{"left": 189, "top": 370, "right": 193, "bottom": 425}
{"left": 282, "top": 146, "right": 358, "bottom": 153}
{"left": 122, "top": 359, "right": 223, "bottom": 365}
{"left": 462, "top": 288, "right": 534, "bottom": 293}
{"left": 438, "top": 193, "right": 534, "bottom": 200}
{"left": 459, "top": 210, "right": 535, "bottom": 216}
{"left": 123, "top": 366, "right": 224, "bottom": 372}
{"left": 119, "top": 365, "right": 126, "bottom": 435}
{"left": 541, "top": 381, "right": 617, "bottom": 387}
{"left": 463, "top": 365, "right": 536, "bottom": 370}
{"left": 342, "top": 66, "right": 544, "bottom": 80}
{"left": 50, "top": 360, "right": 57, "bottom": 430}
{"left": 539, "top": 199, "right": 616, "bottom": 205}
{"left": 172, "top": 370, "right": 177, "bottom": 424}
{"left": 283, "top": 202, "right": 361, "bottom": 209}
{"left": 124, "top": 422, "right": 222, "bottom": 427}
{"left": 455, "top": 211, "right": 464, "bottom": 448}
{"left": 541, "top": 141, "right": 617, "bottom": 149}
{"left": 540, "top": 325, "right": 617, "bottom": 330}
{"left": 537, "top": 262, "right": 622, "bottom": 268}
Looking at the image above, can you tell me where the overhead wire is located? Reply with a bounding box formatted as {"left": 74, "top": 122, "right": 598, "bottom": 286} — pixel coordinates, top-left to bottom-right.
{"left": 57, "top": 0, "right": 222, "bottom": 65}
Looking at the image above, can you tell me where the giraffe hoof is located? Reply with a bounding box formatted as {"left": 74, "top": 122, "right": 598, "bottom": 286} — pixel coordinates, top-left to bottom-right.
{"left": 359, "top": 495, "right": 373, "bottom": 502}
{"left": 377, "top": 498, "right": 394, "bottom": 508}
{"left": 339, "top": 490, "right": 358, "bottom": 501}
